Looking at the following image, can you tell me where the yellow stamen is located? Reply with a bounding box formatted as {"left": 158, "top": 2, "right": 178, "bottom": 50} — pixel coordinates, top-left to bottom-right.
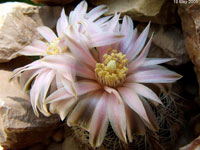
{"left": 45, "top": 38, "right": 66, "bottom": 55}
{"left": 95, "top": 50, "right": 128, "bottom": 87}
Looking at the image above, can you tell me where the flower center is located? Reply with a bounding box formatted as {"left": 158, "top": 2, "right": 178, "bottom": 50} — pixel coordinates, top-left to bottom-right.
{"left": 45, "top": 38, "right": 61, "bottom": 55}
{"left": 95, "top": 50, "right": 128, "bottom": 87}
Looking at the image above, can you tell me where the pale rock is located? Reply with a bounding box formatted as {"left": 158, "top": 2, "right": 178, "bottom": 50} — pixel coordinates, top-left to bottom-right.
{"left": 90, "top": 0, "right": 177, "bottom": 24}
{"left": 178, "top": 2, "right": 200, "bottom": 94}
{"left": 0, "top": 69, "right": 61, "bottom": 149}
{"left": 0, "top": 2, "right": 61, "bottom": 62}
{"left": 138, "top": 24, "right": 189, "bottom": 66}
{"left": 31, "top": 0, "right": 75, "bottom": 5}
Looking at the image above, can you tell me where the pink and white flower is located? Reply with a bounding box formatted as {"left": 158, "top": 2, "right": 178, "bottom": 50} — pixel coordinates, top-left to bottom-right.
{"left": 46, "top": 15, "right": 182, "bottom": 147}
{"left": 11, "top": 54, "right": 76, "bottom": 116}
{"left": 19, "top": 1, "right": 122, "bottom": 57}
{"left": 12, "top": 1, "right": 123, "bottom": 117}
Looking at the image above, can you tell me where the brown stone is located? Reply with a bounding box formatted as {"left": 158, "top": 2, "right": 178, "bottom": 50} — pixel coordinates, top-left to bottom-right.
{"left": 47, "top": 142, "right": 62, "bottom": 150}
{"left": 52, "top": 127, "right": 64, "bottom": 143}
{"left": 0, "top": 2, "right": 61, "bottom": 62}
{"left": 90, "top": 0, "right": 177, "bottom": 24}
{"left": 28, "top": 143, "right": 45, "bottom": 150}
{"left": 178, "top": 2, "right": 200, "bottom": 94}
{"left": 138, "top": 24, "right": 189, "bottom": 66}
{"left": 0, "top": 66, "right": 61, "bottom": 149}
{"left": 31, "top": 0, "right": 75, "bottom": 5}
{"left": 62, "top": 137, "right": 79, "bottom": 150}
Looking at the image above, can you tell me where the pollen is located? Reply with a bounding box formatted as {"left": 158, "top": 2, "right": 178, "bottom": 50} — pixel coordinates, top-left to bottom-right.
{"left": 45, "top": 38, "right": 61, "bottom": 55}
{"left": 95, "top": 50, "right": 128, "bottom": 87}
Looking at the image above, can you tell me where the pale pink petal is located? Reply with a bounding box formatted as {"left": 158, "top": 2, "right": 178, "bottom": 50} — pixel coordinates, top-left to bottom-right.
{"left": 70, "top": 1, "right": 87, "bottom": 24}
{"left": 40, "top": 70, "right": 56, "bottom": 103}
{"left": 31, "top": 40, "right": 47, "bottom": 50}
{"left": 68, "top": 10, "right": 74, "bottom": 24}
{"left": 57, "top": 35, "right": 68, "bottom": 51}
{"left": 11, "top": 60, "right": 44, "bottom": 80}
{"left": 124, "top": 83, "right": 162, "bottom": 105}
{"left": 50, "top": 98, "right": 77, "bottom": 121}
{"left": 128, "top": 34, "right": 153, "bottom": 72}
{"left": 129, "top": 64, "right": 167, "bottom": 73}
{"left": 45, "top": 87, "right": 73, "bottom": 103}
{"left": 126, "top": 69, "right": 182, "bottom": 83}
{"left": 86, "top": 5, "right": 108, "bottom": 22}
{"left": 119, "top": 16, "right": 134, "bottom": 52}
{"left": 35, "top": 71, "right": 51, "bottom": 116}
{"left": 73, "top": 63, "right": 96, "bottom": 80}
{"left": 49, "top": 75, "right": 57, "bottom": 94}
{"left": 37, "top": 26, "right": 57, "bottom": 42}
{"left": 19, "top": 69, "right": 36, "bottom": 90}
{"left": 30, "top": 70, "right": 49, "bottom": 116}
{"left": 36, "top": 69, "right": 55, "bottom": 115}
{"left": 89, "top": 32, "right": 123, "bottom": 48}
{"left": 60, "top": 8, "right": 69, "bottom": 27}
{"left": 122, "top": 28, "right": 138, "bottom": 54}
{"left": 21, "top": 68, "right": 43, "bottom": 92}
{"left": 55, "top": 72, "right": 63, "bottom": 90}
{"left": 55, "top": 72, "right": 75, "bottom": 96}
{"left": 142, "top": 58, "right": 175, "bottom": 66}
{"left": 64, "top": 34, "right": 97, "bottom": 68}
{"left": 19, "top": 46, "right": 44, "bottom": 56}
{"left": 79, "top": 19, "right": 102, "bottom": 35}
{"left": 95, "top": 15, "right": 112, "bottom": 27}
{"left": 140, "top": 98, "right": 158, "bottom": 131}
{"left": 41, "top": 54, "right": 75, "bottom": 74}
{"left": 97, "top": 45, "right": 110, "bottom": 63}
{"left": 60, "top": 76, "right": 76, "bottom": 96}
{"left": 56, "top": 18, "right": 62, "bottom": 37}
{"left": 126, "top": 23, "right": 150, "bottom": 61}
{"left": 104, "top": 13, "right": 120, "bottom": 31}
{"left": 57, "top": 9, "right": 69, "bottom": 37}
{"left": 108, "top": 93, "right": 127, "bottom": 143}
{"left": 76, "top": 80, "right": 102, "bottom": 96}
{"left": 89, "top": 92, "right": 109, "bottom": 147}
{"left": 67, "top": 91, "right": 102, "bottom": 131}
{"left": 104, "top": 86, "right": 123, "bottom": 103}
{"left": 118, "top": 87, "right": 151, "bottom": 125}
{"left": 125, "top": 104, "right": 145, "bottom": 142}
{"left": 120, "top": 16, "right": 133, "bottom": 34}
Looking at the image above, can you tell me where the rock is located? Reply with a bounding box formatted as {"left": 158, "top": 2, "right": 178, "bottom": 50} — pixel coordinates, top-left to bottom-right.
{"left": 62, "top": 137, "right": 80, "bottom": 150}
{"left": 90, "top": 0, "right": 177, "bottom": 24}
{"left": 178, "top": 2, "right": 200, "bottom": 94}
{"left": 180, "top": 136, "right": 200, "bottom": 150}
{"left": 0, "top": 2, "right": 61, "bottom": 62}
{"left": 31, "top": 0, "right": 75, "bottom": 5}
{"left": 138, "top": 24, "right": 189, "bottom": 66}
{"left": 0, "top": 69, "right": 61, "bottom": 149}
{"left": 47, "top": 142, "right": 62, "bottom": 150}
{"left": 0, "top": 56, "right": 33, "bottom": 71}
{"left": 52, "top": 127, "right": 64, "bottom": 143}
{"left": 28, "top": 143, "right": 45, "bottom": 150}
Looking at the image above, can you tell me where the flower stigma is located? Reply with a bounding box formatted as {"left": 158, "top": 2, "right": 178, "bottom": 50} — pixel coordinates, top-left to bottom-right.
{"left": 95, "top": 50, "right": 128, "bottom": 87}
